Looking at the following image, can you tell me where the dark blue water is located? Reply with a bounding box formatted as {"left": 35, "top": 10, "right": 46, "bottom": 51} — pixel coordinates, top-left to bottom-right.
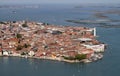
{"left": 0, "top": 4, "right": 120, "bottom": 76}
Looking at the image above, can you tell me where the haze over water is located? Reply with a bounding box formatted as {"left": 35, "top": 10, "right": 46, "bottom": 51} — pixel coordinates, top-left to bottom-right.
{"left": 0, "top": 3, "right": 120, "bottom": 76}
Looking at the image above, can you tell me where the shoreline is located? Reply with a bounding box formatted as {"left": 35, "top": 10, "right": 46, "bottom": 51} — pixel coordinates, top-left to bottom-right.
{"left": 0, "top": 53, "right": 104, "bottom": 63}
{"left": 0, "top": 55, "right": 90, "bottom": 63}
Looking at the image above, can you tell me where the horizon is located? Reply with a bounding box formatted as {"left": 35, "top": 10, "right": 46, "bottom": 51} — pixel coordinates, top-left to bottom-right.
{"left": 0, "top": 0, "right": 120, "bottom": 5}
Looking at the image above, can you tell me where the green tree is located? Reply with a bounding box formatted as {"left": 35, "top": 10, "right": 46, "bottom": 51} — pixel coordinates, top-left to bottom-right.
{"left": 16, "top": 34, "right": 22, "bottom": 38}
{"left": 16, "top": 45, "right": 23, "bottom": 50}
{"left": 75, "top": 54, "right": 86, "bottom": 60}
{"left": 63, "top": 56, "right": 75, "bottom": 60}
{"left": 24, "top": 43, "right": 30, "bottom": 48}
{"left": 22, "top": 23, "right": 28, "bottom": 27}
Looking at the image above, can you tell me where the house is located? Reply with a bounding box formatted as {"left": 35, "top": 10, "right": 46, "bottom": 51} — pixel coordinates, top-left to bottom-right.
{"left": 3, "top": 51, "right": 9, "bottom": 56}
{"left": 0, "top": 48, "right": 2, "bottom": 56}
{"left": 82, "top": 44, "right": 105, "bottom": 52}
{"left": 28, "top": 51, "right": 35, "bottom": 56}
{"left": 63, "top": 51, "right": 77, "bottom": 57}
{"left": 80, "top": 49, "right": 94, "bottom": 58}
{"left": 8, "top": 38, "right": 18, "bottom": 47}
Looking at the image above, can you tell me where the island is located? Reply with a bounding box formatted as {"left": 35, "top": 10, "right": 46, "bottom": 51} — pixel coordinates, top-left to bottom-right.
{"left": 0, "top": 21, "right": 106, "bottom": 63}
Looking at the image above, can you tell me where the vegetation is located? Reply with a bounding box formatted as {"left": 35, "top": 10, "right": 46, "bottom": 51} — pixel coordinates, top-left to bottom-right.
{"left": 42, "top": 22, "right": 50, "bottom": 25}
{"left": 16, "top": 43, "right": 30, "bottom": 51}
{"left": 0, "top": 21, "right": 6, "bottom": 24}
{"left": 13, "top": 21, "right": 16, "bottom": 23}
{"left": 24, "top": 43, "right": 31, "bottom": 48}
{"left": 16, "top": 33, "right": 22, "bottom": 38}
{"left": 52, "top": 31, "right": 62, "bottom": 35}
{"left": 63, "top": 56, "right": 75, "bottom": 60}
{"left": 21, "top": 52, "right": 28, "bottom": 55}
{"left": 16, "top": 45, "right": 23, "bottom": 50}
{"left": 63, "top": 54, "right": 87, "bottom": 61}
{"left": 75, "top": 54, "right": 86, "bottom": 60}
{"left": 22, "top": 23, "right": 28, "bottom": 27}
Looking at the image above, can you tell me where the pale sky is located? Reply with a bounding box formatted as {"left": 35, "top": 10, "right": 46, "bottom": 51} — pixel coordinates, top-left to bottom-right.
{"left": 0, "top": 0, "right": 120, "bottom": 5}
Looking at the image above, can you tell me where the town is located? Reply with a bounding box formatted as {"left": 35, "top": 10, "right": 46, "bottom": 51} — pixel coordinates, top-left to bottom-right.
{"left": 0, "top": 21, "right": 105, "bottom": 63}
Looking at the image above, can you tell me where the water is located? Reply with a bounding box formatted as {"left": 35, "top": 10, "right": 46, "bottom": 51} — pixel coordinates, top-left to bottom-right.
{"left": 0, "top": 4, "right": 120, "bottom": 76}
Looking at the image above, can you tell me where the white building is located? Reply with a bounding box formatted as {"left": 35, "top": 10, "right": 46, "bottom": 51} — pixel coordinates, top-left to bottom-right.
{"left": 28, "top": 51, "right": 35, "bottom": 56}
{"left": 82, "top": 44, "right": 105, "bottom": 52}
{"left": 3, "top": 51, "right": 9, "bottom": 56}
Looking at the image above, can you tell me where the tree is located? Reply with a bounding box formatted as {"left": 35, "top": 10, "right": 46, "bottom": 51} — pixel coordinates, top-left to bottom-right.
{"left": 21, "top": 52, "right": 28, "bottom": 55}
{"left": 24, "top": 43, "right": 30, "bottom": 48}
{"left": 75, "top": 54, "right": 86, "bottom": 61}
{"left": 63, "top": 54, "right": 86, "bottom": 61}
{"left": 0, "top": 22, "right": 6, "bottom": 24}
{"left": 63, "top": 56, "right": 75, "bottom": 60}
{"left": 16, "top": 45, "right": 23, "bottom": 50}
{"left": 16, "top": 34, "right": 22, "bottom": 38}
{"left": 22, "top": 23, "right": 28, "bottom": 27}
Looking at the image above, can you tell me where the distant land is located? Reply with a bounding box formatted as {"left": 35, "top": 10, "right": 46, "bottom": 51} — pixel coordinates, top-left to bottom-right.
{"left": 74, "top": 3, "right": 120, "bottom": 8}
{"left": 0, "top": 5, "right": 41, "bottom": 9}
{"left": 67, "top": 4, "right": 120, "bottom": 28}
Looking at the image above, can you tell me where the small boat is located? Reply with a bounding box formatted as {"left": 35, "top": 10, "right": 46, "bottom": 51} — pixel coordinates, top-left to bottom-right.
{"left": 12, "top": 11, "right": 16, "bottom": 14}
{"left": 83, "top": 59, "right": 92, "bottom": 63}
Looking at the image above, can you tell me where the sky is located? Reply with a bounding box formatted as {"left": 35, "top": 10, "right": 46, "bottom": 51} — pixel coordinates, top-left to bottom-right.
{"left": 0, "top": 0, "right": 120, "bottom": 5}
